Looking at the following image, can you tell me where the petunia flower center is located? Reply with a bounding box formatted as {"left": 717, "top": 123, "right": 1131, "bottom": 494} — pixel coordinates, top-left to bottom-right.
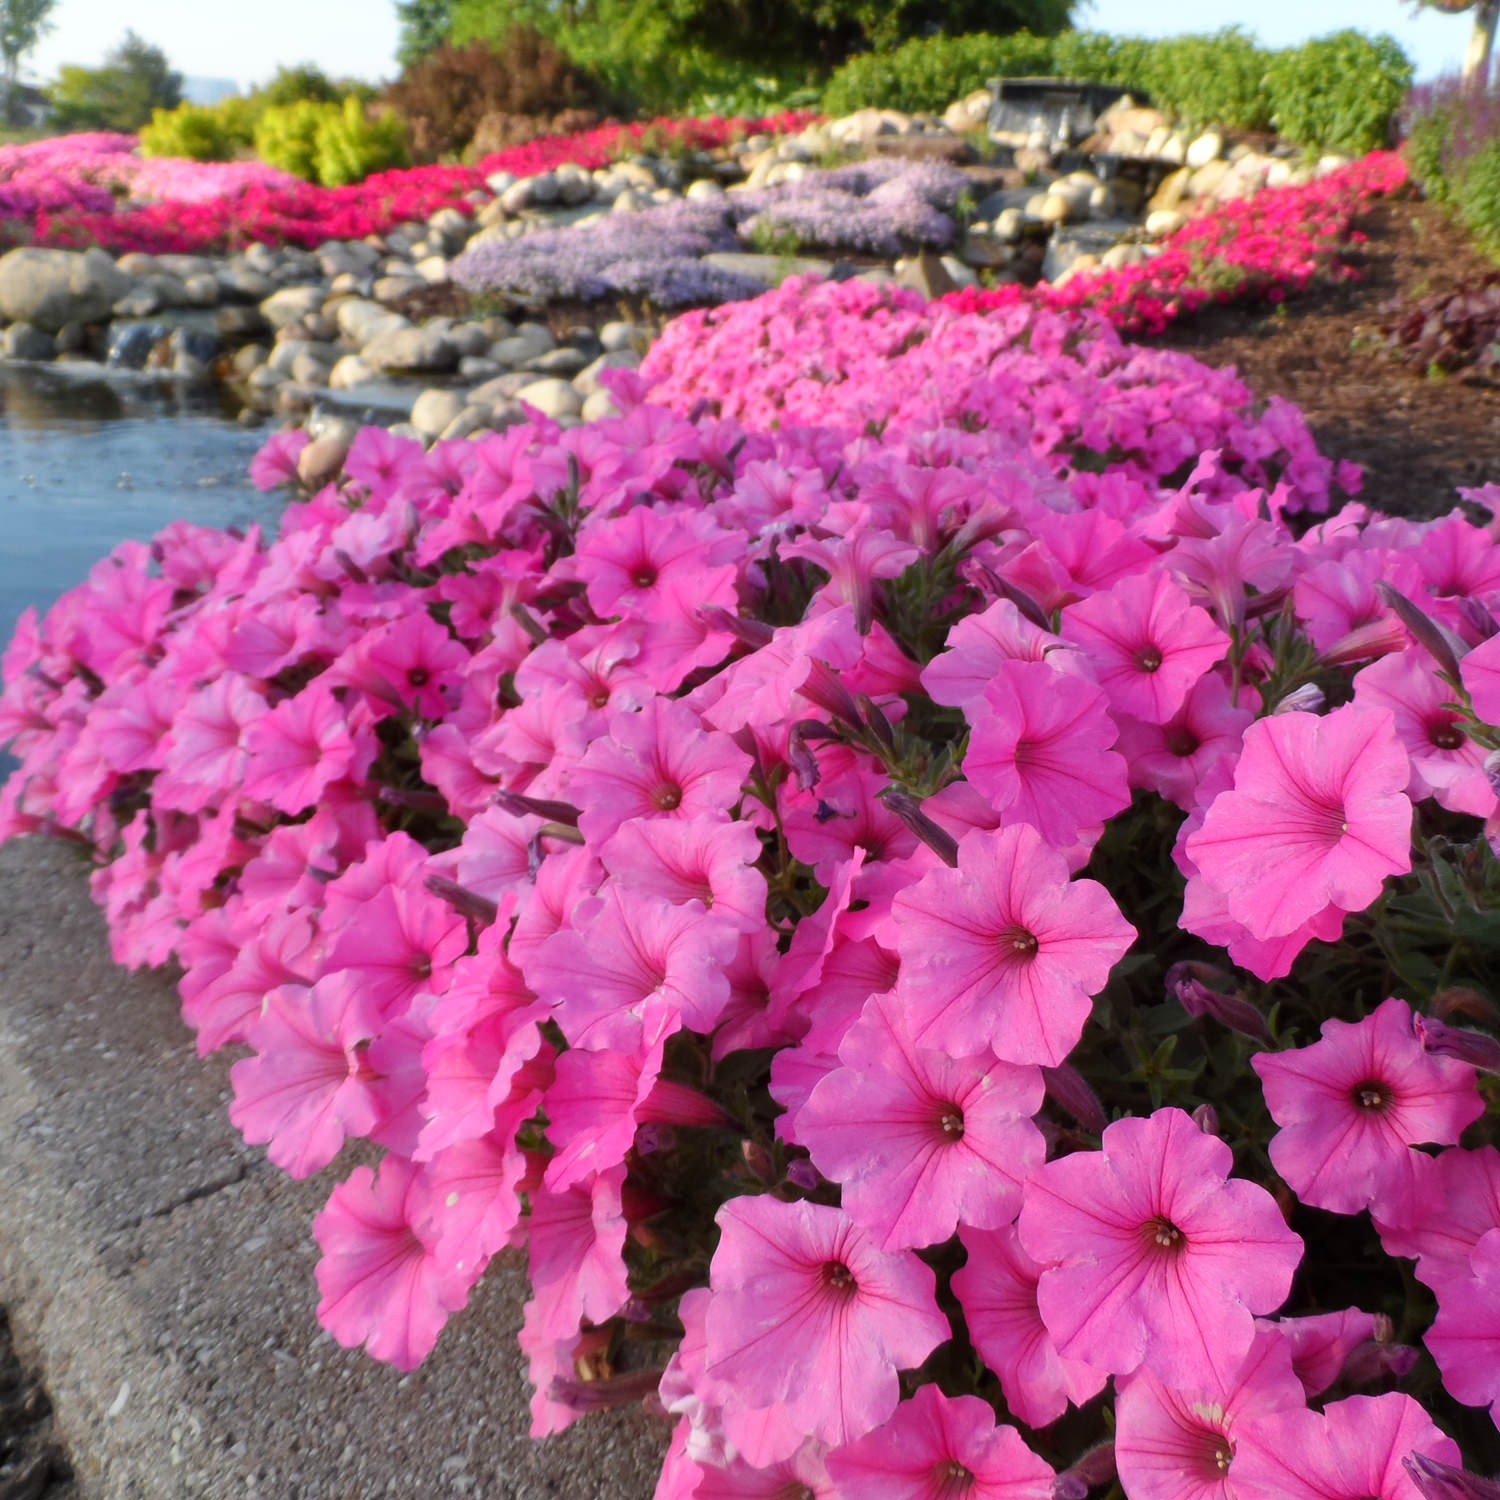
{"left": 632, "top": 566, "right": 658, "bottom": 589}
{"left": 1000, "top": 925, "right": 1039, "bottom": 960}
{"left": 1165, "top": 726, "right": 1201, "bottom": 758}
{"left": 651, "top": 782, "right": 683, "bottom": 811}
{"left": 1134, "top": 644, "right": 1164, "bottom": 674}
{"left": 1351, "top": 1078, "right": 1393, "bottom": 1113}
{"left": 408, "top": 667, "right": 430, "bottom": 686}
{"left": 932, "top": 1458, "right": 976, "bottom": 1497}
{"left": 1143, "top": 1214, "right": 1187, "bottom": 1254}
{"left": 936, "top": 1102, "right": 965, "bottom": 1140}
{"left": 821, "top": 1261, "right": 858, "bottom": 1298}
{"left": 1428, "top": 718, "right": 1466, "bottom": 751}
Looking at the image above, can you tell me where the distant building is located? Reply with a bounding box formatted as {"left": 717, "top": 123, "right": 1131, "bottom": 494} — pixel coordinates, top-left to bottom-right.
{"left": 181, "top": 76, "right": 241, "bottom": 105}
{"left": 5, "top": 85, "right": 52, "bottom": 128}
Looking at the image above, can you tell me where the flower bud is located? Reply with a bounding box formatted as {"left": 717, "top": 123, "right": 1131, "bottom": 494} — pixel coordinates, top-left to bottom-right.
{"left": 785, "top": 1158, "right": 823, "bottom": 1192}
{"left": 1376, "top": 581, "right": 1467, "bottom": 679}
{"left": 880, "top": 789, "right": 960, "bottom": 868}
{"left": 1413, "top": 1014, "right": 1500, "bottom": 1074}
{"left": 1403, "top": 1453, "right": 1500, "bottom": 1500}
{"left": 1191, "top": 1103, "right": 1220, "bottom": 1136}
{"left": 634, "top": 1122, "right": 677, "bottom": 1156}
{"left": 1338, "top": 1335, "right": 1419, "bottom": 1386}
{"left": 1271, "top": 683, "right": 1324, "bottom": 716}
{"left": 493, "top": 789, "right": 581, "bottom": 825}
{"left": 1457, "top": 595, "right": 1499, "bottom": 644}
{"left": 1054, "top": 1442, "right": 1116, "bottom": 1499}
{"left": 423, "top": 875, "right": 499, "bottom": 926}
{"left": 1041, "top": 1062, "right": 1107, "bottom": 1134}
{"left": 1166, "top": 962, "right": 1271, "bottom": 1043}
{"left": 740, "top": 1140, "right": 775, "bottom": 1183}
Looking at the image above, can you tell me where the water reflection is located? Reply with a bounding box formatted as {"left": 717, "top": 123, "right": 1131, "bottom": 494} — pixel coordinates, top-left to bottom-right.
{"left": 0, "top": 363, "right": 286, "bottom": 777}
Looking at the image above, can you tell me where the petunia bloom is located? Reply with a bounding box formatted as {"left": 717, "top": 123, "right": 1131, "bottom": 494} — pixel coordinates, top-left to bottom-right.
{"left": 1252, "top": 997, "right": 1483, "bottom": 1217}
{"left": 1018, "top": 1108, "right": 1304, "bottom": 1390}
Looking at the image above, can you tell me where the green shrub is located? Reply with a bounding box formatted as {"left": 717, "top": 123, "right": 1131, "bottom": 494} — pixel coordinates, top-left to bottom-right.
{"left": 258, "top": 63, "right": 342, "bottom": 109}
{"left": 1406, "top": 102, "right": 1454, "bottom": 203}
{"left": 313, "top": 96, "right": 410, "bottom": 186}
{"left": 1050, "top": 30, "right": 1154, "bottom": 90}
{"left": 139, "top": 102, "right": 237, "bottom": 160}
{"left": 253, "top": 99, "right": 326, "bottom": 181}
{"left": 1142, "top": 28, "right": 1271, "bottom": 132}
{"left": 1265, "top": 30, "right": 1413, "bottom": 155}
{"left": 822, "top": 31, "right": 1056, "bottom": 118}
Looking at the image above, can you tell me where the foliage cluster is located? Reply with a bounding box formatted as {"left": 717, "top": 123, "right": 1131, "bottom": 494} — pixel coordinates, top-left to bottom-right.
{"left": 822, "top": 26, "right": 1412, "bottom": 153}
{"left": 1384, "top": 270, "right": 1500, "bottom": 380}
{"left": 49, "top": 29, "right": 180, "bottom": 134}
{"left": 1403, "top": 74, "right": 1500, "bottom": 258}
{"left": 381, "top": 30, "right": 611, "bottom": 162}
{"left": 253, "top": 96, "right": 409, "bottom": 187}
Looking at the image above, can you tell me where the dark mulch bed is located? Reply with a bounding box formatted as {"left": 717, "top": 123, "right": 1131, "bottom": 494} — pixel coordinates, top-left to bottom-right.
{"left": 1146, "top": 189, "right": 1500, "bottom": 520}
{"left": 0, "top": 1315, "right": 72, "bottom": 1500}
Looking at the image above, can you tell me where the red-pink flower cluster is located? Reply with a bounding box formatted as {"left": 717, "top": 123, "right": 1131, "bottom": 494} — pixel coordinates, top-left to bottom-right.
{"left": 945, "top": 151, "right": 1410, "bottom": 335}
{"left": 3, "top": 282, "right": 1498, "bottom": 1496}
{"left": 4, "top": 113, "right": 817, "bottom": 255}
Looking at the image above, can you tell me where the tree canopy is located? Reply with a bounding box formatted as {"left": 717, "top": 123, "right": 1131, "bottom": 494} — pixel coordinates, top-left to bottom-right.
{"left": 50, "top": 30, "right": 182, "bottom": 133}
{"left": 0, "top": 0, "right": 57, "bottom": 121}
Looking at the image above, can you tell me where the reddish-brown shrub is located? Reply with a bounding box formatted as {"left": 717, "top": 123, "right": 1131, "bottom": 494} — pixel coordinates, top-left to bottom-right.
{"left": 382, "top": 29, "right": 612, "bottom": 162}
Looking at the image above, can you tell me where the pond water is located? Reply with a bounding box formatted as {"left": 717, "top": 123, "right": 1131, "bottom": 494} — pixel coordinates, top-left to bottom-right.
{"left": 0, "top": 364, "right": 287, "bottom": 776}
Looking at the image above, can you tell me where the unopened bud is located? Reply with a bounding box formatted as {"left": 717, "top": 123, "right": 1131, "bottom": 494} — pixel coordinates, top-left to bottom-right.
{"left": 1191, "top": 1103, "right": 1219, "bottom": 1136}
{"left": 785, "top": 1158, "right": 822, "bottom": 1192}
{"left": 1054, "top": 1442, "right": 1116, "bottom": 1499}
{"left": 1413, "top": 1014, "right": 1500, "bottom": 1074}
{"left": 1339, "top": 1336, "right": 1419, "bottom": 1386}
{"left": 799, "top": 658, "right": 864, "bottom": 728}
{"left": 787, "top": 721, "right": 827, "bottom": 792}
{"left": 493, "top": 789, "right": 581, "bottom": 825}
{"left": 858, "top": 692, "right": 897, "bottom": 751}
{"left": 424, "top": 875, "right": 499, "bottom": 926}
{"left": 698, "top": 605, "right": 775, "bottom": 650}
{"left": 880, "top": 789, "right": 960, "bottom": 868}
{"left": 1376, "top": 581, "right": 1467, "bottom": 679}
{"left": 1272, "top": 683, "right": 1324, "bottom": 716}
{"left": 1041, "top": 1062, "right": 1107, "bottom": 1134}
{"left": 634, "top": 1122, "right": 677, "bottom": 1156}
{"left": 1432, "top": 986, "right": 1500, "bottom": 1025}
{"left": 1458, "top": 596, "right": 1499, "bottom": 643}
{"left": 1166, "top": 962, "right": 1271, "bottom": 1043}
{"left": 740, "top": 1140, "right": 775, "bottom": 1183}
{"left": 1404, "top": 1452, "right": 1500, "bottom": 1500}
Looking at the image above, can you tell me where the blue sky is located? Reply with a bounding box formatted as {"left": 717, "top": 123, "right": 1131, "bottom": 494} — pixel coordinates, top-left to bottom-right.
{"left": 20, "top": 0, "right": 1480, "bottom": 90}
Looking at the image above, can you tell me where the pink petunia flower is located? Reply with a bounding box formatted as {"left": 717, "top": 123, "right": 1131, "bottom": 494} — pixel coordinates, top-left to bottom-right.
{"left": 1184, "top": 704, "right": 1413, "bottom": 940}
{"left": 951, "top": 1223, "right": 1108, "bottom": 1429}
{"left": 313, "top": 1155, "right": 475, "bottom": 1370}
{"left": 890, "top": 822, "right": 1136, "bottom": 1064}
{"left": 1114, "top": 1326, "right": 1305, "bottom": 1500}
{"left": 795, "top": 988, "right": 1045, "bottom": 1250}
{"left": 1018, "top": 1108, "right": 1303, "bottom": 1389}
{"left": 1231, "top": 1393, "right": 1460, "bottom": 1500}
{"left": 1423, "top": 1226, "right": 1500, "bottom": 1418}
{"left": 1060, "top": 572, "right": 1230, "bottom": 725}
{"left": 963, "top": 659, "right": 1132, "bottom": 850}
{"left": 704, "top": 1196, "right": 950, "bottom": 1448}
{"left": 1252, "top": 997, "right": 1483, "bottom": 1217}
{"left": 824, "top": 1383, "right": 1056, "bottom": 1499}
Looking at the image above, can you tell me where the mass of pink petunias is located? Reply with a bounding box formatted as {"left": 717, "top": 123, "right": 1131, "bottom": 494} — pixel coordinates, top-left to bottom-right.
{"left": 4, "top": 149, "right": 1500, "bottom": 1500}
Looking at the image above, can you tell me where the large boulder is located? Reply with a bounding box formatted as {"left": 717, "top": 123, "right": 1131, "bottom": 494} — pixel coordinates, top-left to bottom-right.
{"left": 361, "top": 324, "right": 459, "bottom": 375}
{"left": 0, "top": 247, "right": 130, "bottom": 332}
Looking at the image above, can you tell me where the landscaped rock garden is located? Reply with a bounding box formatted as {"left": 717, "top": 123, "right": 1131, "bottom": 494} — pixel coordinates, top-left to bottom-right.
{"left": 0, "top": 88, "right": 1358, "bottom": 480}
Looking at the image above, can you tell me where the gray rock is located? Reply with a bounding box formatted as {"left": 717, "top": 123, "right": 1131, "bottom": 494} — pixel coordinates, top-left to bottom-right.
{"left": 0, "top": 247, "right": 131, "bottom": 331}
{"left": 230, "top": 343, "right": 268, "bottom": 377}
{"left": 335, "top": 297, "right": 400, "bottom": 345}
{"left": 527, "top": 346, "right": 590, "bottom": 378}
{"left": 3, "top": 321, "right": 55, "bottom": 360}
{"left": 581, "top": 388, "right": 621, "bottom": 422}
{"left": 328, "top": 271, "right": 373, "bottom": 299}
{"left": 217, "top": 266, "right": 274, "bottom": 302}
{"left": 470, "top": 370, "right": 543, "bottom": 406}
{"left": 448, "top": 322, "right": 493, "bottom": 359}
{"left": 297, "top": 430, "right": 351, "bottom": 486}
{"left": 500, "top": 173, "right": 558, "bottom": 214}
{"left": 243, "top": 242, "right": 281, "bottom": 274}
{"left": 361, "top": 324, "right": 459, "bottom": 375}
{"left": 415, "top": 255, "right": 450, "bottom": 284}
{"left": 600, "top": 320, "right": 649, "bottom": 354}
{"left": 1041, "top": 220, "right": 1135, "bottom": 282}
{"left": 183, "top": 272, "right": 221, "bottom": 307}
{"left": 142, "top": 272, "right": 189, "bottom": 308}
{"left": 1185, "top": 131, "right": 1223, "bottom": 170}
{"left": 214, "top": 305, "right": 270, "bottom": 344}
{"left": 113, "top": 288, "right": 161, "bottom": 318}
{"left": 328, "top": 353, "right": 375, "bottom": 389}
{"left": 515, "top": 377, "right": 582, "bottom": 418}
{"left": 411, "top": 386, "right": 469, "bottom": 438}
{"left": 259, "top": 285, "right": 325, "bottom": 331}
{"left": 459, "top": 355, "right": 502, "bottom": 381}
{"left": 574, "top": 349, "right": 642, "bottom": 397}
{"left": 290, "top": 348, "right": 337, "bottom": 385}
{"left": 373, "top": 274, "right": 424, "bottom": 304}
{"left": 115, "top": 252, "right": 158, "bottom": 277}
{"left": 554, "top": 164, "right": 595, "bottom": 206}
{"left": 490, "top": 323, "right": 556, "bottom": 367}
{"left": 53, "top": 321, "right": 86, "bottom": 353}
{"left": 268, "top": 339, "right": 315, "bottom": 376}
{"left": 439, "top": 403, "right": 493, "bottom": 442}
{"left": 894, "top": 250, "right": 957, "bottom": 300}
{"left": 105, "top": 322, "right": 162, "bottom": 370}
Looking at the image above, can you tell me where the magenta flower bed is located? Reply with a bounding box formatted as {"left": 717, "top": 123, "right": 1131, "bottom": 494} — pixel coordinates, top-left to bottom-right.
{"left": 4, "top": 230, "right": 1500, "bottom": 1494}
{"left": 945, "top": 150, "right": 1409, "bottom": 336}
{"left": 2, "top": 112, "right": 817, "bottom": 256}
